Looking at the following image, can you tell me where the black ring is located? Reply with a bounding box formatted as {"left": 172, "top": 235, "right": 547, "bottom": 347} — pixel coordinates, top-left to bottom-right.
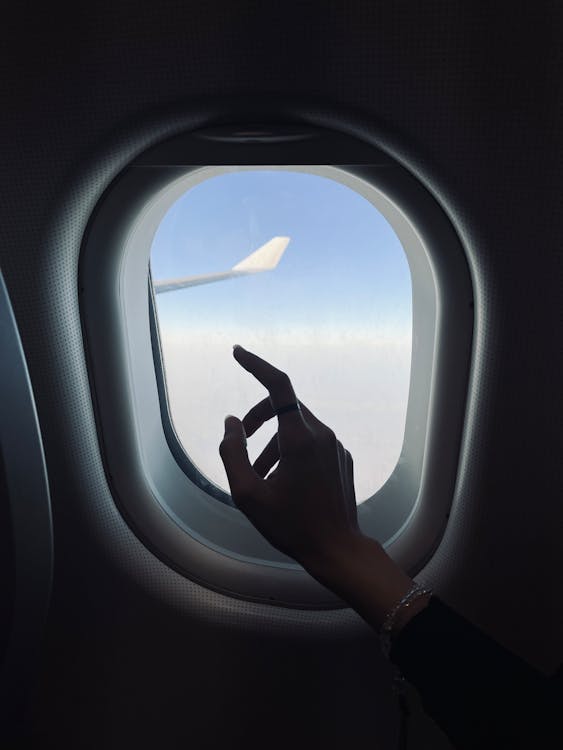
{"left": 275, "top": 402, "right": 301, "bottom": 416}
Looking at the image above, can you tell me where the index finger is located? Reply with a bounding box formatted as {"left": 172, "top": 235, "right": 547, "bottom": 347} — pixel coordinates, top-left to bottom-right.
{"left": 233, "top": 345, "right": 309, "bottom": 439}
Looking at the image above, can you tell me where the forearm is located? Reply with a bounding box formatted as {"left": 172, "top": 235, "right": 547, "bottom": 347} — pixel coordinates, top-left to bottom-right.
{"left": 391, "top": 597, "right": 562, "bottom": 748}
{"left": 304, "top": 534, "right": 561, "bottom": 748}
{"left": 302, "top": 532, "right": 430, "bottom": 634}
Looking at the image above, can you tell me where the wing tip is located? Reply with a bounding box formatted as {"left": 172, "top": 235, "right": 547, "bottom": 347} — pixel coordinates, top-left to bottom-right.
{"left": 231, "top": 236, "right": 290, "bottom": 272}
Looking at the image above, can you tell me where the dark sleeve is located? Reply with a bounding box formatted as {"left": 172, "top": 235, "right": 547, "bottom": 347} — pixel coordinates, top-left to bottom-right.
{"left": 390, "top": 596, "right": 562, "bottom": 749}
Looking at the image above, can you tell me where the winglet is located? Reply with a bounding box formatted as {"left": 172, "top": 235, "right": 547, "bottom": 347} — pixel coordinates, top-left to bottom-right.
{"left": 231, "top": 236, "right": 290, "bottom": 272}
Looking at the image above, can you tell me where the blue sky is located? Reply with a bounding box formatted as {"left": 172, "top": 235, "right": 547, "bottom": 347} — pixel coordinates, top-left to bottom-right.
{"left": 151, "top": 169, "right": 412, "bottom": 337}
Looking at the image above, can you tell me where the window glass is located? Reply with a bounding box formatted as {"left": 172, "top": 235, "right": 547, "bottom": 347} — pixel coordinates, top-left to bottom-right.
{"left": 150, "top": 169, "right": 411, "bottom": 504}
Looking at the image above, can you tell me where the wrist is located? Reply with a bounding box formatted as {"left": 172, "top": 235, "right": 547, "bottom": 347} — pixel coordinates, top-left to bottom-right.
{"left": 391, "top": 589, "right": 433, "bottom": 635}
{"left": 303, "top": 532, "right": 415, "bottom": 630}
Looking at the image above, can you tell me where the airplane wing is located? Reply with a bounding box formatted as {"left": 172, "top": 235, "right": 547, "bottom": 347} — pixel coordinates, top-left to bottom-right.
{"left": 153, "top": 236, "right": 290, "bottom": 294}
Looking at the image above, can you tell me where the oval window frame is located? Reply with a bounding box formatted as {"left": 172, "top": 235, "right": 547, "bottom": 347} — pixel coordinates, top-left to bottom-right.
{"left": 80, "top": 125, "right": 473, "bottom": 608}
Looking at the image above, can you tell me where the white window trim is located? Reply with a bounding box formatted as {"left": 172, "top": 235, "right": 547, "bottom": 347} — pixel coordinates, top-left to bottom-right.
{"left": 80, "top": 129, "right": 473, "bottom": 608}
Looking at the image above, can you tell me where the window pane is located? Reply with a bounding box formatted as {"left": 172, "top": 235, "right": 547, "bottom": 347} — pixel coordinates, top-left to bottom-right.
{"left": 150, "top": 169, "right": 412, "bottom": 504}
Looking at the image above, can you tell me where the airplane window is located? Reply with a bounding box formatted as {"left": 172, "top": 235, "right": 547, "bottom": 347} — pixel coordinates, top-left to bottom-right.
{"left": 150, "top": 169, "right": 412, "bottom": 504}
{"left": 81, "top": 128, "right": 472, "bottom": 602}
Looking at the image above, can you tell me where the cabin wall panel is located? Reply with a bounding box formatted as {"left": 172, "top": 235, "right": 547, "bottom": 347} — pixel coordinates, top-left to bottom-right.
{"left": 1, "top": 3, "right": 561, "bottom": 746}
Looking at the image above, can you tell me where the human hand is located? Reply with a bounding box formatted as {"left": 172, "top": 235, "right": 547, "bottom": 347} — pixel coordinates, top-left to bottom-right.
{"left": 219, "top": 345, "right": 362, "bottom": 570}
{"left": 219, "top": 345, "right": 421, "bottom": 630}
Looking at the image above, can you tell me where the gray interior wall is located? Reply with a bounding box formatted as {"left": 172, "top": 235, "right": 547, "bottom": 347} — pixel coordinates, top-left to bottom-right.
{"left": 1, "top": 4, "right": 561, "bottom": 748}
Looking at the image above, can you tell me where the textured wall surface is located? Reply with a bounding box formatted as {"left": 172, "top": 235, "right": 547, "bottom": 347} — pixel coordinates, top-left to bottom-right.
{"left": 1, "top": 3, "right": 561, "bottom": 748}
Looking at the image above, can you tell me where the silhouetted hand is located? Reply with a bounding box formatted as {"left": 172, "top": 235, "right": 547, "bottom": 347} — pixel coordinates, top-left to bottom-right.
{"left": 219, "top": 345, "right": 362, "bottom": 569}
{"left": 220, "top": 345, "right": 418, "bottom": 629}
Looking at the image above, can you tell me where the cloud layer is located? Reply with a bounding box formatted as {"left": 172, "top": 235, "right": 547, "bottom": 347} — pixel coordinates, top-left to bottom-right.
{"left": 160, "top": 329, "right": 411, "bottom": 503}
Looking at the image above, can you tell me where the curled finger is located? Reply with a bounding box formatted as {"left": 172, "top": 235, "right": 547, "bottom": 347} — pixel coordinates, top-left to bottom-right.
{"left": 253, "top": 432, "right": 280, "bottom": 478}
{"left": 219, "top": 415, "right": 260, "bottom": 508}
{"left": 242, "top": 397, "right": 276, "bottom": 438}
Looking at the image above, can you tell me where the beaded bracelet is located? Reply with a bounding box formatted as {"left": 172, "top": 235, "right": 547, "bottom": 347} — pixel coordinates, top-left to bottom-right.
{"left": 380, "top": 582, "right": 432, "bottom": 659}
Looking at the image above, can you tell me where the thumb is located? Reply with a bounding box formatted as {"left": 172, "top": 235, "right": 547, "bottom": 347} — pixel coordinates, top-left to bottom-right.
{"left": 219, "top": 415, "right": 259, "bottom": 506}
